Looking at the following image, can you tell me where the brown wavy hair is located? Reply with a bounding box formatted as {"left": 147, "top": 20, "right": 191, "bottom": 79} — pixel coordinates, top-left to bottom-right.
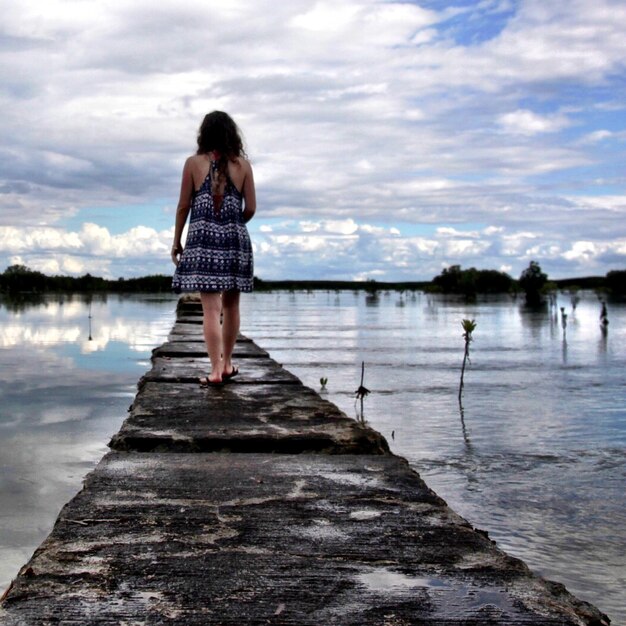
{"left": 197, "top": 112, "right": 247, "bottom": 188}
{"left": 197, "top": 111, "right": 246, "bottom": 157}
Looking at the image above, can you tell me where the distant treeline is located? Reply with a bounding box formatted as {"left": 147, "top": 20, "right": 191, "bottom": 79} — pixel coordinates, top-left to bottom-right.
{"left": 429, "top": 264, "right": 625, "bottom": 298}
{"left": 1, "top": 263, "right": 624, "bottom": 297}
{"left": 0, "top": 265, "right": 172, "bottom": 293}
{"left": 252, "top": 278, "right": 431, "bottom": 291}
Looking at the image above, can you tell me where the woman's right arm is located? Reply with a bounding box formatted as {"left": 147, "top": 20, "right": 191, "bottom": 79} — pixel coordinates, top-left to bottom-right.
{"left": 171, "top": 157, "right": 194, "bottom": 265}
{"left": 241, "top": 159, "right": 256, "bottom": 223}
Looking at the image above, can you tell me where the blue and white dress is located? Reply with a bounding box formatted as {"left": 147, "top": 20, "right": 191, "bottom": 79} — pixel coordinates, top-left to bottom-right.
{"left": 172, "top": 160, "right": 254, "bottom": 293}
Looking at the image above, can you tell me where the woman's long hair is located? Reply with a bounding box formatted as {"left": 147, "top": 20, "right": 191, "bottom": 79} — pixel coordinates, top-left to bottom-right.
{"left": 197, "top": 112, "right": 247, "bottom": 194}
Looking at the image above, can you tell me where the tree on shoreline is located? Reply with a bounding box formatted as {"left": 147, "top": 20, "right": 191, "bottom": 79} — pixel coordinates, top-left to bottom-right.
{"left": 519, "top": 261, "right": 548, "bottom": 306}
{"left": 605, "top": 270, "right": 626, "bottom": 296}
{"left": 431, "top": 265, "right": 514, "bottom": 296}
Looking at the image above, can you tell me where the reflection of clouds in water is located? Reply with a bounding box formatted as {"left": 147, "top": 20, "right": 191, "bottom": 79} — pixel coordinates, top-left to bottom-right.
{"left": 1, "top": 324, "right": 82, "bottom": 347}
{"left": 0, "top": 435, "right": 111, "bottom": 591}
{"left": 41, "top": 300, "right": 85, "bottom": 318}
{"left": 1, "top": 373, "right": 136, "bottom": 428}
{"left": 40, "top": 405, "right": 91, "bottom": 425}
{"left": 0, "top": 347, "right": 77, "bottom": 389}
{"left": 0, "top": 318, "right": 169, "bottom": 352}
{"left": 0, "top": 294, "right": 176, "bottom": 593}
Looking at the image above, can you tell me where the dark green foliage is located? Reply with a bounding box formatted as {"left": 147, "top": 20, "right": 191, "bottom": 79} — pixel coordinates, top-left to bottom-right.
{"left": 519, "top": 260, "right": 548, "bottom": 306}
{"left": 555, "top": 276, "right": 604, "bottom": 290}
{"left": 1, "top": 265, "right": 49, "bottom": 292}
{"left": 605, "top": 270, "right": 626, "bottom": 295}
{"left": 2, "top": 264, "right": 624, "bottom": 296}
{"left": 252, "top": 278, "right": 429, "bottom": 292}
{"left": 432, "top": 265, "right": 513, "bottom": 296}
{"left": 0, "top": 265, "right": 172, "bottom": 293}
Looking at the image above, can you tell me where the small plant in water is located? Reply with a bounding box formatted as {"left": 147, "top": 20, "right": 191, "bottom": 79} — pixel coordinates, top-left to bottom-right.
{"left": 560, "top": 306, "right": 568, "bottom": 338}
{"left": 458, "top": 319, "right": 476, "bottom": 401}
{"left": 600, "top": 301, "right": 609, "bottom": 327}
{"left": 354, "top": 361, "right": 370, "bottom": 423}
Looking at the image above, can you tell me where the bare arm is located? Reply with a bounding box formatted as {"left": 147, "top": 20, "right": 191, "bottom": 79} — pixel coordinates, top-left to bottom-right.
{"left": 171, "top": 157, "right": 194, "bottom": 265}
{"left": 241, "top": 160, "right": 256, "bottom": 224}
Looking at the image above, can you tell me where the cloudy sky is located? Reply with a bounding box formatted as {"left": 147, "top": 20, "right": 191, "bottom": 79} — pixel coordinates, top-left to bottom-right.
{"left": 1, "top": 0, "right": 625, "bottom": 282}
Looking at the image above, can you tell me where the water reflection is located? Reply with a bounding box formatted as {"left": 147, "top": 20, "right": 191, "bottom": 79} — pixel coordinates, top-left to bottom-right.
{"left": 0, "top": 296, "right": 174, "bottom": 353}
{"left": 365, "top": 293, "right": 379, "bottom": 307}
{"left": 0, "top": 293, "right": 177, "bottom": 592}
{"left": 458, "top": 400, "right": 472, "bottom": 449}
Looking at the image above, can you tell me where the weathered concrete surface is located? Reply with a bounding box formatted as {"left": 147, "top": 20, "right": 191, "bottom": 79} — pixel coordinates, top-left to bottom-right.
{"left": 110, "top": 381, "right": 389, "bottom": 454}
{"left": 170, "top": 324, "right": 252, "bottom": 342}
{"left": 0, "top": 452, "right": 609, "bottom": 625}
{"left": 175, "top": 315, "right": 206, "bottom": 323}
{"left": 142, "top": 356, "right": 300, "bottom": 385}
{"left": 153, "top": 340, "right": 268, "bottom": 358}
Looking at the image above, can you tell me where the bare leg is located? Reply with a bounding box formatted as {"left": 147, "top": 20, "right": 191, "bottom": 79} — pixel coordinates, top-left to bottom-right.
{"left": 221, "top": 289, "right": 240, "bottom": 376}
{"left": 200, "top": 292, "right": 224, "bottom": 383}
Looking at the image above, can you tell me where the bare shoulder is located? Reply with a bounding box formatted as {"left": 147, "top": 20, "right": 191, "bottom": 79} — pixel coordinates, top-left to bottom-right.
{"left": 231, "top": 156, "right": 252, "bottom": 172}
{"left": 187, "top": 154, "right": 207, "bottom": 168}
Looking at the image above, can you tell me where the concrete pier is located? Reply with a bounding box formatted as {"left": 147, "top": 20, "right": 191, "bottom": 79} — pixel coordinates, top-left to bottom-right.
{"left": 0, "top": 299, "right": 610, "bottom": 625}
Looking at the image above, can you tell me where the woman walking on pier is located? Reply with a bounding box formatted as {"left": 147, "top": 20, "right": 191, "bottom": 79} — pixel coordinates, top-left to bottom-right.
{"left": 171, "top": 111, "right": 256, "bottom": 385}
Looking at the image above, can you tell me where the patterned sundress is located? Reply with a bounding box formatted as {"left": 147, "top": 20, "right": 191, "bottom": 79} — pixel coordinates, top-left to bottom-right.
{"left": 172, "top": 160, "right": 254, "bottom": 293}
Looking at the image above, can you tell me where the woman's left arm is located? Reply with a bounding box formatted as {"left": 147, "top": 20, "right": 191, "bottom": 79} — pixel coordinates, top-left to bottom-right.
{"left": 172, "top": 158, "right": 194, "bottom": 265}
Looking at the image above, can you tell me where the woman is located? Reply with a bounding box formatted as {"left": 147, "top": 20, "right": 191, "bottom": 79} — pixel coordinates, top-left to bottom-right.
{"left": 171, "top": 111, "right": 256, "bottom": 386}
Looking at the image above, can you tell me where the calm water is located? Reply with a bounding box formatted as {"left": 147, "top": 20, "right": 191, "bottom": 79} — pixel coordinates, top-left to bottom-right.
{"left": 0, "top": 291, "right": 624, "bottom": 623}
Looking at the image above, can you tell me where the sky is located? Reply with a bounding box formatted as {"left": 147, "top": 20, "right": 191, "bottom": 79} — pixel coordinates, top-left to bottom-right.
{"left": 1, "top": 0, "right": 625, "bottom": 282}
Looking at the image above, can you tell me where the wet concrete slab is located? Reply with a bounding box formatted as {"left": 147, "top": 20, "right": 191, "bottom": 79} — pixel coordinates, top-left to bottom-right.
{"left": 166, "top": 325, "right": 252, "bottom": 340}
{"left": 175, "top": 315, "right": 206, "bottom": 323}
{"left": 142, "top": 356, "right": 299, "bottom": 385}
{"left": 0, "top": 453, "right": 608, "bottom": 625}
{"left": 153, "top": 341, "right": 268, "bottom": 358}
{"left": 110, "top": 382, "right": 389, "bottom": 454}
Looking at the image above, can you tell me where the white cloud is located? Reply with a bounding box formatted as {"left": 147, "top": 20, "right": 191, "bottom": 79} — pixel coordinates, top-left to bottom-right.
{"left": 564, "top": 195, "right": 626, "bottom": 212}
{"left": 290, "top": 3, "right": 360, "bottom": 32}
{"left": 436, "top": 227, "right": 480, "bottom": 238}
{"left": 577, "top": 130, "right": 613, "bottom": 144}
{"left": 497, "top": 109, "right": 572, "bottom": 135}
{"left": 0, "top": 227, "right": 83, "bottom": 253}
{"left": 77, "top": 223, "right": 170, "bottom": 258}
{"left": 1, "top": 223, "right": 172, "bottom": 276}
{"left": 562, "top": 241, "right": 597, "bottom": 262}
{"left": 500, "top": 232, "right": 539, "bottom": 256}
{"left": 484, "top": 226, "right": 504, "bottom": 235}
{"left": 443, "top": 239, "right": 491, "bottom": 257}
